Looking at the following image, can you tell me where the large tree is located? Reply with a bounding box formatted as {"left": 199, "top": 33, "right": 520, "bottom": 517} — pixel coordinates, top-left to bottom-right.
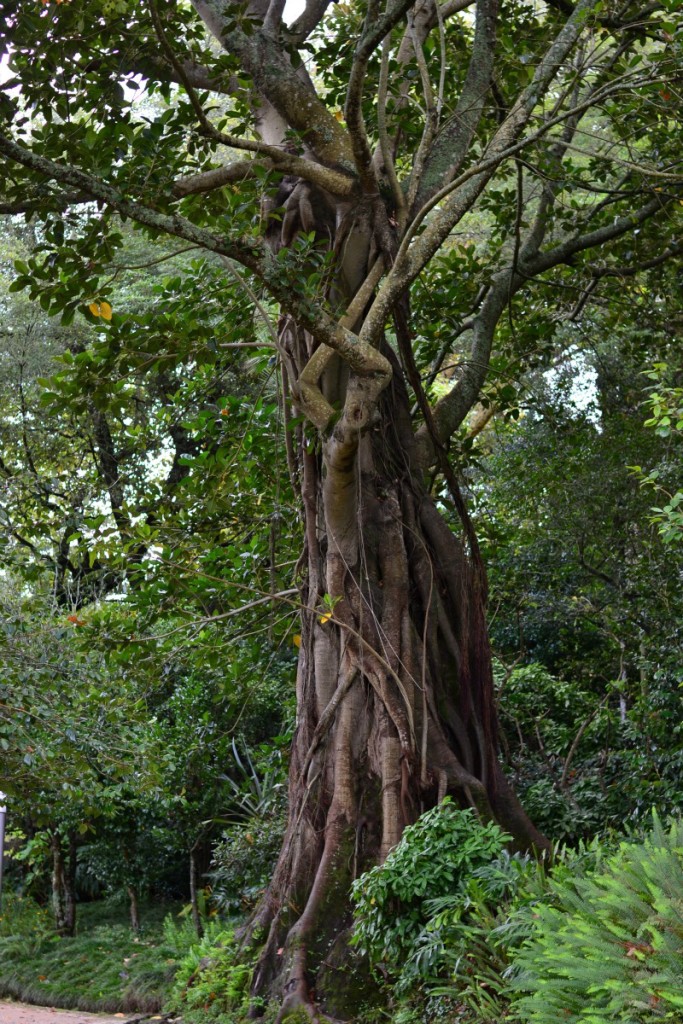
{"left": 1, "top": 0, "right": 681, "bottom": 1016}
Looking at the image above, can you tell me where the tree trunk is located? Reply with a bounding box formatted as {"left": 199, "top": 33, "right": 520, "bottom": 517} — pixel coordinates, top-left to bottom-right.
{"left": 189, "top": 847, "right": 204, "bottom": 939}
{"left": 127, "top": 884, "right": 141, "bottom": 934}
{"left": 51, "top": 831, "right": 76, "bottom": 938}
{"left": 65, "top": 830, "right": 77, "bottom": 936}
{"left": 246, "top": 208, "right": 547, "bottom": 1016}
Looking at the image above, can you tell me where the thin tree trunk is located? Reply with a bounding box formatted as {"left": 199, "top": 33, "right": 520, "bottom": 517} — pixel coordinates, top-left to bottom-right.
{"left": 51, "top": 832, "right": 76, "bottom": 937}
{"left": 127, "top": 884, "right": 141, "bottom": 933}
{"left": 189, "top": 847, "right": 203, "bottom": 939}
{"left": 64, "top": 830, "right": 77, "bottom": 937}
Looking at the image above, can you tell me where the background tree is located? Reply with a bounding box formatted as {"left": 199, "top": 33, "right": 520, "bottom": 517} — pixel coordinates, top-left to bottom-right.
{"left": 469, "top": 276, "right": 683, "bottom": 840}
{"left": 1, "top": 0, "right": 681, "bottom": 1017}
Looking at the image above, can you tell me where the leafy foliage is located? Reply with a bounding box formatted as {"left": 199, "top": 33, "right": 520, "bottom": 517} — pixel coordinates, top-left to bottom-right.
{"left": 512, "top": 814, "right": 683, "bottom": 1024}
{"left": 210, "top": 737, "right": 288, "bottom": 914}
{"left": 211, "top": 813, "right": 286, "bottom": 917}
{"left": 351, "top": 802, "right": 509, "bottom": 988}
{"left": 636, "top": 361, "right": 683, "bottom": 544}
{"left": 168, "top": 927, "right": 257, "bottom": 1022}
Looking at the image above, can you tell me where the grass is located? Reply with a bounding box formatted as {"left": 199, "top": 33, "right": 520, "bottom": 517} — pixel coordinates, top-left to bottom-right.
{"left": 0, "top": 893, "right": 198, "bottom": 1013}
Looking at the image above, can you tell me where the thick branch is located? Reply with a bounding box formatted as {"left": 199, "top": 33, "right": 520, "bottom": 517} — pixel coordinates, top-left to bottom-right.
{"left": 526, "top": 193, "right": 675, "bottom": 276}
{"left": 173, "top": 156, "right": 356, "bottom": 198}
{"left": 0, "top": 133, "right": 376, "bottom": 391}
{"left": 191, "top": 1, "right": 354, "bottom": 168}
{"left": 287, "top": 0, "right": 333, "bottom": 41}
{"left": 412, "top": 0, "right": 499, "bottom": 209}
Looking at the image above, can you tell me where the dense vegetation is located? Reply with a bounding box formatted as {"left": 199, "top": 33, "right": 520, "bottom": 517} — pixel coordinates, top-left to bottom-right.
{"left": 1, "top": 0, "right": 682, "bottom": 1019}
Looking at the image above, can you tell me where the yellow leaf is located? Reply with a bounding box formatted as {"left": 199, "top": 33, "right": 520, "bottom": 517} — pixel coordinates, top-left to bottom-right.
{"left": 293, "top": 634, "right": 301, "bottom": 647}
{"left": 88, "top": 300, "right": 113, "bottom": 319}
{"left": 319, "top": 612, "right": 332, "bottom": 624}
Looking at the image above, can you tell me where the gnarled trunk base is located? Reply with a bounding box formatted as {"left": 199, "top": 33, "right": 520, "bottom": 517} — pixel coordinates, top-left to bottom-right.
{"left": 245, "top": 364, "right": 546, "bottom": 1021}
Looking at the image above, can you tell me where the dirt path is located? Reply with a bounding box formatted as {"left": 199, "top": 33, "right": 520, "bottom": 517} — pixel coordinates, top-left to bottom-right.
{"left": 0, "top": 1004, "right": 141, "bottom": 1024}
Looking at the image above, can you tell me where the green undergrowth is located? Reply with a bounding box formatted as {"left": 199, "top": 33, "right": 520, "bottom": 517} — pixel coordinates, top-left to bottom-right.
{"left": 166, "top": 925, "right": 268, "bottom": 1024}
{"left": 512, "top": 813, "right": 683, "bottom": 1024}
{"left": 0, "top": 896, "right": 192, "bottom": 1013}
{"left": 351, "top": 810, "right": 683, "bottom": 1024}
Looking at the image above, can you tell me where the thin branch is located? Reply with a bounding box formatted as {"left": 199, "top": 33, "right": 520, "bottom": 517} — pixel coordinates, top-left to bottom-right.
{"left": 439, "top": 0, "right": 476, "bottom": 15}
{"left": 590, "top": 238, "right": 683, "bottom": 279}
{"left": 403, "top": 7, "right": 439, "bottom": 208}
{"left": 560, "top": 697, "right": 607, "bottom": 790}
{"left": 220, "top": 256, "right": 281, "bottom": 350}
{"left": 263, "top": 0, "right": 287, "bottom": 35}
{"left": 344, "top": 0, "right": 382, "bottom": 186}
{"left": 174, "top": 161, "right": 270, "bottom": 197}
{"left": 434, "top": 0, "right": 447, "bottom": 121}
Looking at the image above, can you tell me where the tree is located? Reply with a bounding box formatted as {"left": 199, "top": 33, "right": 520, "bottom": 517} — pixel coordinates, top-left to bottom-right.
{"left": 1, "top": 0, "right": 681, "bottom": 1016}
{"left": 468, "top": 288, "right": 683, "bottom": 840}
{"left": 0, "top": 570, "right": 159, "bottom": 934}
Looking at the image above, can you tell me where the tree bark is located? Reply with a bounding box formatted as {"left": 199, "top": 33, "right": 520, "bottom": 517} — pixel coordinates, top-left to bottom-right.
{"left": 50, "top": 831, "right": 76, "bottom": 938}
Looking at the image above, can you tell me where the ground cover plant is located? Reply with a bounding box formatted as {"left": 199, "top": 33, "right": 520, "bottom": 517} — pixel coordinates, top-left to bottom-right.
{"left": 0, "top": 896, "right": 189, "bottom": 1013}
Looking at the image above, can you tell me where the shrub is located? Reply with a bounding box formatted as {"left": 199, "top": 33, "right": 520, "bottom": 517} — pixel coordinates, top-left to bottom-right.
{"left": 210, "top": 811, "right": 286, "bottom": 915}
{"left": 0, "top": 893, "right": 52, "bottom": 943}
{"left": 511, "top": 813, "right": 683, "bottom": 1024}
{"left": 351, "top": 801, "right": 510, "bottom": 989}
{"left": 406, "top": 850, "right": 542, "bottom": 1013}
